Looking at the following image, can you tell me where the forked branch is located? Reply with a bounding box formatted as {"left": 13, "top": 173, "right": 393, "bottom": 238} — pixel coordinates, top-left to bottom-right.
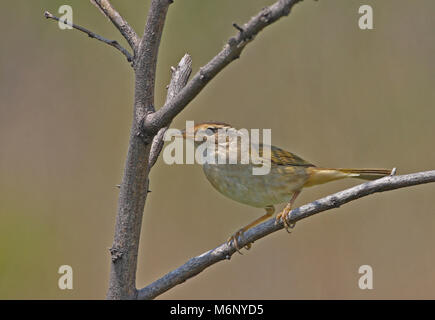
{"left": 137, "top": 170, "right": 435, "bottom": 300}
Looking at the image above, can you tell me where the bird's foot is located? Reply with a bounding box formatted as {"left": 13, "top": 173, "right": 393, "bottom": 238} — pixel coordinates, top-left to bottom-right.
{"left": 227, "top": 229, "right": 252, "bottom": 254}
{"left": 276, "top": 207, "right": 296, "bottom": 233}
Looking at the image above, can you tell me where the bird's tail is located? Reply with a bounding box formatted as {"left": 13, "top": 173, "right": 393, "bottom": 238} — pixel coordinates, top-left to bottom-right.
{"left": 304, "top": 167, "right": 393, "bottom": 187}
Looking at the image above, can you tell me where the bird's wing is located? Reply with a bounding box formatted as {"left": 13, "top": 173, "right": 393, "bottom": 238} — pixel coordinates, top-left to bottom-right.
{"left": 258, "top": 144, "right": 315, "bottom": 167}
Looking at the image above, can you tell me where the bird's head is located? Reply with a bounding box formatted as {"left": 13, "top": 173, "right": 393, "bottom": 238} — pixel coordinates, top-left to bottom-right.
{"left": 181, "top": 121, "right": 234, "bottom": 144}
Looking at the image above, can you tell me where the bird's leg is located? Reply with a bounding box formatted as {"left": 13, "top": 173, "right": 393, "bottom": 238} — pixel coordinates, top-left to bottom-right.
{"left": 276, "top": 190, "right": 301, "bottom": 233}
{"left": 227, "top": 205, "right": 275, "bottom": 254}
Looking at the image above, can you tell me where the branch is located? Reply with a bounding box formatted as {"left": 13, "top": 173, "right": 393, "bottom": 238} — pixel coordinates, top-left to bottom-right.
{"left": 137, "top": 170, "right": 435, "bottom": 300}
{"left": 44, "top": 11, "right": 133, "bottom": 62}
{"left": 106, "top": 0, "right": 172, "bottom": 300}
{"left": 144, "top": 0, "right": 304, "bottom": 135}
{"left": 90, "top": 0, "right": 140, "bottom": 51}
{"left": 149, "top": 54, "right": 193, "bottom": 168}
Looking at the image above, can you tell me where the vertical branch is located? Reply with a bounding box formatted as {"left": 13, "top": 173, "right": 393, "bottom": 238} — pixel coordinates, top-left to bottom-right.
{"left": 107, "top": 0, "right": 171, "bottom": 300}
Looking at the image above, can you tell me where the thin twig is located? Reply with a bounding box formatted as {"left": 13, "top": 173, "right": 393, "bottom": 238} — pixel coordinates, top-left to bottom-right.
{"left": 137, "top": 170, "right": 435, "bottom": 299}
{"left": 44, "top": 11, "right": 133, "bottom": 62}
{"left": 90, "top": 0, "right": 140, "bottom": 51}
{"left": 144, "top": 0, "right": 304, "bottom": 136}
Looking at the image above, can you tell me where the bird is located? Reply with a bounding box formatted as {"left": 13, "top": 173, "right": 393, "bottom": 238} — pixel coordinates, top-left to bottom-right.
{"left": 180, "top": 121, "right": 392, "bottom": 252}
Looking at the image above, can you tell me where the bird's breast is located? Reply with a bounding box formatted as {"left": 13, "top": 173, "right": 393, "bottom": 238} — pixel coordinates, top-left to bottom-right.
{"left": 202, "top": 163, "right": 309, "bottom": 208}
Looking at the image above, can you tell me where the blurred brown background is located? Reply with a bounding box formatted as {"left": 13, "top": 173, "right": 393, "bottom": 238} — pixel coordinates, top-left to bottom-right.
{"left": 0, "top": 0, "right": 434, "bottom": 299}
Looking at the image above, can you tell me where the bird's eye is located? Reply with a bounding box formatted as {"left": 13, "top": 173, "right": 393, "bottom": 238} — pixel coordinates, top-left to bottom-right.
{"left": 206, "top": 127, "right": 217, "bottom": 135}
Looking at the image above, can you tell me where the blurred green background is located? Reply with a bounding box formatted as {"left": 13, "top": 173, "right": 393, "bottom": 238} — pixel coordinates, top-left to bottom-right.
{"left": 0, "top": 0, "right": 434, "bottom": 299}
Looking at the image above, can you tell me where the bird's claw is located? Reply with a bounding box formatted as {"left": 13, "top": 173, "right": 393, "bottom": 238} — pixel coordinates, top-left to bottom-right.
{"left": 227, "top": 229, "right": 252, "bottom": 254}
{"left": 276, "top": 209, "right": 296, "bottom": 233}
